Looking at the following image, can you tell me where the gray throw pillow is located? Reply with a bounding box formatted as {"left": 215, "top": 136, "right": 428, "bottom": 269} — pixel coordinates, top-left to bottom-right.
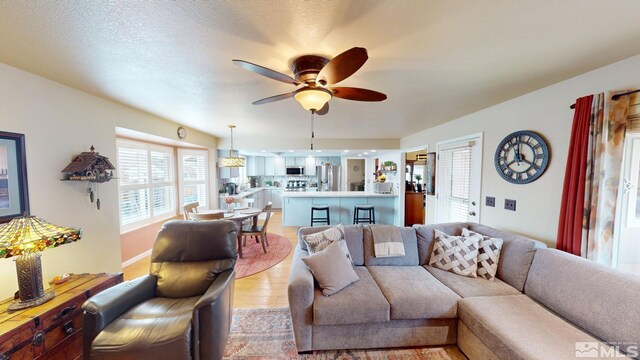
{"left": 429, "top": 229, "right": 480, "bottom": 278}
{"left": 462, "top": 228, "right": 504, "bottom": 281}
{"left": 302, "top": 241, "right": 360, "bottom": 296}
{"left": 302, "top": 224, "right": 353, "bottom": 265}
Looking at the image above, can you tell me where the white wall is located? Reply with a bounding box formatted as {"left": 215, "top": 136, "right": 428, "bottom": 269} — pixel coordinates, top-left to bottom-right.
{"left": 402, "top": 54, "right": 640, "bottom": 246}
{"left": 0, "top": 64, "right": 218, "bottom": 299}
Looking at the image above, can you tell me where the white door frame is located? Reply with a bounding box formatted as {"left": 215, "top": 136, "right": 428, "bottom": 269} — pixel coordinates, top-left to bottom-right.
{"left": 343, "top": 157, "right": 367, "bottom": 191}
{"left": 613, "top": 134, "right": 640, "bottom": 268}
{"left": 435, "top": 132, "right": 484, "bottom": 224}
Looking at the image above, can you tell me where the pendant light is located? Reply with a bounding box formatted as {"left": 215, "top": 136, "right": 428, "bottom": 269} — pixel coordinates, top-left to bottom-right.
{"left": 219, "top": 125, "right": 245, "bottom": 168}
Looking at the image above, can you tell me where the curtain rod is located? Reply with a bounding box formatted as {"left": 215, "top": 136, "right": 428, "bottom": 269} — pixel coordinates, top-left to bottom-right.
{"left": 569, "top": 89, "right": 640, "bottom": 109}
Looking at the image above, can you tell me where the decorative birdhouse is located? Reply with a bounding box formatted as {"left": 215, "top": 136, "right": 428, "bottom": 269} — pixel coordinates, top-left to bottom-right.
{"left": 61, "top": 146, "right": 115, "bottom": 183}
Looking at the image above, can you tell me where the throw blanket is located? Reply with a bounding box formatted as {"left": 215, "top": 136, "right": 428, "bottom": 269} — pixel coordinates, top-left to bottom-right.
{"left": 371, "top": 225, "right": 405, "bottom": 257}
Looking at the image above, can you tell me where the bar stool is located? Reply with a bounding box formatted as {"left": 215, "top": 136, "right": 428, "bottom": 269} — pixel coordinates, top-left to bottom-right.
{"left": 311, "top": 205, "right": 330, "bottom": 226}
{"left": 354, "top": 204, "right": 375, "bottom": 224}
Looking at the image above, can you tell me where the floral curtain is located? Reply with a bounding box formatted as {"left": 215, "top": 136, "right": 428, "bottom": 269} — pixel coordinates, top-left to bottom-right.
{"left": 558, "top": 91, "right": 630, "bottom": 266}
{"left": 582, "top": 91, "right": 630, "bottom": 265}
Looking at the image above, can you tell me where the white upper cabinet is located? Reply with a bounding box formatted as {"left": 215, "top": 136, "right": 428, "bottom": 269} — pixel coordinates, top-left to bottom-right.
{"left": 305, "top": 157, "right": 317, "bottom": 176}
{"left": 274, "top": 157, "right": 286, "bottom": 175}
{"left": 264, "top": 157, "right": 276, "bottom": 176}
{"left": 295, "top": 157, "right": 306, "bottom": 166}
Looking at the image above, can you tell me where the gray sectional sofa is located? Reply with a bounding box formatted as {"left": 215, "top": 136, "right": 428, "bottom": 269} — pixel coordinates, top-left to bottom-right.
{"left": 287, "top": 222, "right": 640, "bottom": 359}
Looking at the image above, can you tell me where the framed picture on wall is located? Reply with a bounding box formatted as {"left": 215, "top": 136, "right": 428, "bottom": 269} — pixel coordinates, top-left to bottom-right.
{"left": 0, "top": 131, "right": 29, "bottom": 223}
{"left": 425, "top": 152, "right": 436, "bottom": 195}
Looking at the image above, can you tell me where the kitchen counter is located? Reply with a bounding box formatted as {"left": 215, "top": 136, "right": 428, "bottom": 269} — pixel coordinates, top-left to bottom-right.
{"left": 219, "top": 187, "right": 285, "bottom": 198}
{"left": 282, "top": 191, "right": 397, "bottom": 198}
{"left": 282, "top": 191, "right": 398, "bottom": 226}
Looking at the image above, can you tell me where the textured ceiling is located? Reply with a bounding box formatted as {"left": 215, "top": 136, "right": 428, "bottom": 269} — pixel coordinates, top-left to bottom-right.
{"left": 1, "top": 1, "right": 640, "bottom": 147}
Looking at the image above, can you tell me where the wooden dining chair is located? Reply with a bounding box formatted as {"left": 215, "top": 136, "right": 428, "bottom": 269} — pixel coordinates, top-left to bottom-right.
{"left": 240, "top": 202, "right": 273, "bottom": 254}
{"left": 183, "top": 202, "right": 199, "bottom": 220}
{"left": 189, "top": 212, "right": 224, "bottom": 221}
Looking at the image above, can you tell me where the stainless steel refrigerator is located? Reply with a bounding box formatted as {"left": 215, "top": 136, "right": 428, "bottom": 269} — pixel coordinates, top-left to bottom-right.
{"left": 316, "top": 163, "right": 341, "bottom": 191}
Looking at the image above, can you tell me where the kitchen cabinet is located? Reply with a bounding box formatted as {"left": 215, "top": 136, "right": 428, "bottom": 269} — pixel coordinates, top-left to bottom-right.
{"left": 329, "top": 157, "right": 341, "bottom": 166}
{"left": 264, "top": 157, "right": 276, "bottom": 176}
{"left": 295, "top": 157, "right": 306, "bottom": 166}
{"left": 255, "top": 156, "right": 265, "bottom": 175}
{"left": 285, "top": 157, "right": 295, "bottom": 166}
{"left": 271, "top": 189, "right": 284, "bottom": 209}
{"left": 305, "top": 157, "right": 317, "bottom": 176}
{"left": 246, "top": 156, "right": 256, "bottom": 176}
{"left": 275, "top": 157, "right": 286, "bottom": 175}
{"left": 315, "top": 157, "right": 327, "bottom": 166}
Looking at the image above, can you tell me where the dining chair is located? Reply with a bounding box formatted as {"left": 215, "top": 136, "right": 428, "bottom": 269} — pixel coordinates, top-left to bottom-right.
{"left": 231, "top": 197, "right": 255, "bottom": 208}
{"left": 183, "top": 202, "right": 199, "bottom": 220}
{"left": 190, "top": 212, "right": 224, "bottom": 221}
{"left": 240, "top": 202, "right": 272, "bottom": 254}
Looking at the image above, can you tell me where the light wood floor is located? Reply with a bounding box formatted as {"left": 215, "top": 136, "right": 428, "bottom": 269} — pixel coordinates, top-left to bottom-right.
{"left": 122, "top": 211, "right": 466, "bottom": 359}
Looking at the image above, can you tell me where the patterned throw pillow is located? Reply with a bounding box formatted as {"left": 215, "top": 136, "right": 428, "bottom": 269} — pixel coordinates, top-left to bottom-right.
{"left": 429, "top": 229, "right": 480, "bottom": 278}
{"left": 302, "top": 224, "right": 353, "bottom": 265}
{"left": 462, "top": 228, "right": 504, "bottom": 281}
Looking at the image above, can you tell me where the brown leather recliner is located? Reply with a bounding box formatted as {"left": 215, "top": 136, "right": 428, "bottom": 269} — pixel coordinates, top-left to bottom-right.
{"left": 82, "top": 220, "right": 237, "bottom": 360}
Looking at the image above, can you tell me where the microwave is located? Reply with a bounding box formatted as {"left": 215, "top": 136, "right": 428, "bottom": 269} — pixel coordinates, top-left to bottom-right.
{"left": 286, "top": 166, "right": 305, "bottom": 176}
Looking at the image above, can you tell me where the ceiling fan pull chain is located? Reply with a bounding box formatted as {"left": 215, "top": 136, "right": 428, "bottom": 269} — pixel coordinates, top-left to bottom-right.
{"left": 311, "top": 111, "right": 315, "bottom": 150}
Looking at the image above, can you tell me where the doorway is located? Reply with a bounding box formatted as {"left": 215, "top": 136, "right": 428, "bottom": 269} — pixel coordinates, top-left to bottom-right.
{"left": 346, "top": 159, "right": 366, "bottom": 191}
{"left": 436, "top": 133, "right": 483, "bottom": 223}
{"left": 405, "top": 149, "right": 427, "bottom": 226}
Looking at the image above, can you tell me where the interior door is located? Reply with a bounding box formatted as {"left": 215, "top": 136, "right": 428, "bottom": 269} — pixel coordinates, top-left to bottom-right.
{"left": 436, "top": 134, "right": 483, "bottom": 223}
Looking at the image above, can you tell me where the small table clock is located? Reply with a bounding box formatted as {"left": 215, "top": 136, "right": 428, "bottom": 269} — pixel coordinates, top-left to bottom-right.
{"left": 494, "top": 130, "right": 549, "bottom": 184}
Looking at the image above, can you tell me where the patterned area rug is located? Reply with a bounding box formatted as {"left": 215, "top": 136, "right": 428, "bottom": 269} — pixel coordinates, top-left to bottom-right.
{"left": 235, "top": 233, "right": 292, "bottom": 279}
{"left": 224, "top": 308, "right": 453, "bottom": 359}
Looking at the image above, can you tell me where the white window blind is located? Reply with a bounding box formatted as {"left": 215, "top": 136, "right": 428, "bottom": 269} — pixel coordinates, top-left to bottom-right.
{"left": 117, "top": 140, "right": 176, "bottom": 231}
{"left": 437, "top": 145, "right": 472, "bottom": 223}
{"left": 179, "top": 149, "right": 209, "bottom": 208}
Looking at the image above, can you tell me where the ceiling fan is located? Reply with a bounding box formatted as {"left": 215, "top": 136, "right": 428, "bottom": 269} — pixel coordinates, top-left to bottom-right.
{"left": 232, "top": 47, "right": 387, "bottom": 115}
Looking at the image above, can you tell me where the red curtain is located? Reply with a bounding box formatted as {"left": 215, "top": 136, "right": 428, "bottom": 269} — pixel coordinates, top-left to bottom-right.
{"left": 556, "top": 95, "right": 593, "bottom": 255}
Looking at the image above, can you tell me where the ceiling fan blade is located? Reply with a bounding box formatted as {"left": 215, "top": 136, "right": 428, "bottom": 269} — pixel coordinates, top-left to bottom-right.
{"left": 232, "top": 60, "right": 299, "bottom": 85}
{"left": 316, "top": 102, "right": 329, "bottom": 115}
{"left": 252, "top": 92, "right": 293, "bottom": 105}
{"left": 317, "top": 47, "right": 368, "bottom": 85}
{"left": 331, "top": 87, "right": 387, "bottom": 102}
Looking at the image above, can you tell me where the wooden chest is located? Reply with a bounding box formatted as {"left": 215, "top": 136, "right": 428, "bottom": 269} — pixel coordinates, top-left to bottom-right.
{"left": 0, "top": 273, "right": 123, "bottom": 360}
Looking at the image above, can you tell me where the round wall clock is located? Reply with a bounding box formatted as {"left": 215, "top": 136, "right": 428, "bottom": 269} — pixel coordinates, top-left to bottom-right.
{"left": 177, "top": 126, "right": 187, "bottom": 139}
{"left": 494, "top": 130, "right": 549, "bottom": 184}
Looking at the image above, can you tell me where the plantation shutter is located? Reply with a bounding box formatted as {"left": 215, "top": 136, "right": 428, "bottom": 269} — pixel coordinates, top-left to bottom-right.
{"left": 179, "top": 150, "right": 209, "bottom": 208}
{"left": 437, "top": 143, "right": 472, "bottom": 223}
{"left": 150, "top": 148, "right": 175, "bottom": 217}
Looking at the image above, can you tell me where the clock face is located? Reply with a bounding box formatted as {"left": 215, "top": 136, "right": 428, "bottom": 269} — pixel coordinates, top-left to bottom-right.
{"left": 495, "top": 130, "right": 549, "bottom": 184}
{"left": 177, "top": 126, "right": 186, "bottom": 139}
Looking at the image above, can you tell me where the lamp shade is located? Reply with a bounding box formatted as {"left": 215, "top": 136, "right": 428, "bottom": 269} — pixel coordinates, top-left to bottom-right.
{"left": 294, "top": 87, "right": 333, "bottom": 112}
{"left": 0, "top": 215, "right": 82, "bottom": 258}
{"left": 219, "top": 156, "right": 246, "bottom": 168}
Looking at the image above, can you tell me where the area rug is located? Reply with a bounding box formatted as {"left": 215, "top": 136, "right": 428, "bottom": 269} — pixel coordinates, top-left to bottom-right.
{"left": 223, "top": 307, "right": 453, "bottom": 359}
{"left": 235, "top": 233, "right": 292, "bottom": 279}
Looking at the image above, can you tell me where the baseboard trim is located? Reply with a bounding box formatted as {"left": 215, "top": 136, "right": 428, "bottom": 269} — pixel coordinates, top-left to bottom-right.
{"left": 122, "top": 249, "right": 152, "bottom": 268}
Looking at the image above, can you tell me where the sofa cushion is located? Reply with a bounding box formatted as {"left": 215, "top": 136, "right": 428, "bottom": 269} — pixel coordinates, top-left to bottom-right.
{"left": 302, "top": 224, "right": 354, "bottom": 265}
{"left": 302, "top": 241, "right": 359, "bottom": 296}
{"left": 298, "top": 225, "right": 365, "bottom": 266}
{"left": 91, "top": 296, "right": 198, "bottom": 360}
{"left": 367, "top": 266, "right": 459, "bottom": 320}
{"left": 462, "top": 227, "right": 503, "bottom": 281}
{"left": 425, "top": 266, "right": 521, "bottom": 298}
{"left": 458, "top": 295, "right": 623, "bottom": 360}
{"left": 467, "top": 223, "right": 546, "bottom": 291}
{"left": 413, "top": 222, "right": 467, "bottom": 265}
{"left": 429, "top": 230, "right": 480, "bottom": 278}
{"left": 363, "top": 226, "right": 419, "bottom": 266}
{"left": 313, "top": 266, "right": 390, "bottom": 326}
{"left": 525, "top": 248, "right": 640, "bottom": 357}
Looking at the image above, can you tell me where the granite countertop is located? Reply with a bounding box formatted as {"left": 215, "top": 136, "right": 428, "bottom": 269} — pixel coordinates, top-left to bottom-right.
{"left": 219, "top": 187, "right": 285, "bottom": 198}
{"left": 282, "top": 191, "right": 397, "bottom": 198}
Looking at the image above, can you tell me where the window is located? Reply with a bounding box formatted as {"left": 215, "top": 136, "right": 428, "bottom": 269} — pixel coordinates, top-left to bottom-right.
{"left": 117, "top": 140, "right": 176, "bottom": 231}
{"left": 178, "top": 149, "right": 209, "bottom": 208}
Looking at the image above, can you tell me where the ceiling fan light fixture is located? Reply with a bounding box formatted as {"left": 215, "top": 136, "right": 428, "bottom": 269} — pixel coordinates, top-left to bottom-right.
{"left": 219, "top": 124, "right": 245, "bottom": 168}
{"left": 294, "top": 87, "right": 332, "bottom": 112}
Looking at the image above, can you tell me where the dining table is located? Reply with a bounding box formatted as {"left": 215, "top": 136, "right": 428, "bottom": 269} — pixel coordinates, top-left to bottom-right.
{"left": 197, "top": 207, "right": 262, "bottom": 259}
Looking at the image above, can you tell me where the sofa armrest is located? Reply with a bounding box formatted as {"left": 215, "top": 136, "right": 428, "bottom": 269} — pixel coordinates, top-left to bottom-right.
{"left": 287, "top": 247, "right": 315, "bottom": 352}
{"left": 193, "top": 269, "right": 235, "bottom": 360}
{"left": 82, "top": 275, "right": 157, "bottom": 358}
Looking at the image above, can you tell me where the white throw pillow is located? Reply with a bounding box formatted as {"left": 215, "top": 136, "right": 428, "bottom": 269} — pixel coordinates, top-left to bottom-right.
{"left": 429, "top": 229, "right": 481, "bottom": 278}
{"left": 462, "top": 228, "right": 504, "bottom": 281}
{"left": 302, "top": 224, "right": 353, "bottom": 265}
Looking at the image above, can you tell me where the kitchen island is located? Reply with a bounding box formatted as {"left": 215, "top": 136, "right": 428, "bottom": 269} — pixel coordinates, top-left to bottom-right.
{"left": 282, "top": 191, "right": 398, "bottom": 226}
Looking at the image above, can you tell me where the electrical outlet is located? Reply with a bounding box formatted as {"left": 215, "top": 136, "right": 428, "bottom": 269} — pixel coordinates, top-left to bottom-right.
{"left": 505, "top": 199, "right": 517, "bottom": 211}
{"left": 486, "top": 196, "right": 495, "bottom": 207}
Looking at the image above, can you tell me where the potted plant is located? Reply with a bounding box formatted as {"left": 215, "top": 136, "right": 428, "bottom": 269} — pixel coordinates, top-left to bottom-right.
{"left": 383, "top": 161, "right": 397, "bottom": 171}
{"left": 414, "top": 174, "right": 423, "bottom": 192}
